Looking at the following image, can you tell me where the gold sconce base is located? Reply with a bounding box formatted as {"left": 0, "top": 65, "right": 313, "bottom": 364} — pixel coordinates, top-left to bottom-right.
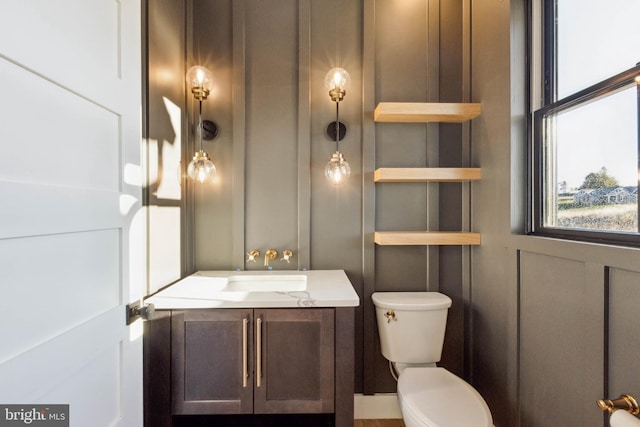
{"left": 191, "top": 87, "right": 210, "bottom": 101}
{"left": 329, "top": 88, "right": 346, "bottom": 102}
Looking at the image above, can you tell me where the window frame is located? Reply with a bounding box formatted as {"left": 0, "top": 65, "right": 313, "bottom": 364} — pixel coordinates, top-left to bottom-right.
{"left": 529, "top": 0, "right": 640, "bottom": 246}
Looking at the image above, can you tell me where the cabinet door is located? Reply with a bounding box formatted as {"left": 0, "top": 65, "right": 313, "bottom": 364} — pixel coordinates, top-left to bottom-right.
{"left": 172, "top": 309, "right": 253, "bottom": 414}
{"left": 254, "top": 308, "right": 335, "bottom": 414}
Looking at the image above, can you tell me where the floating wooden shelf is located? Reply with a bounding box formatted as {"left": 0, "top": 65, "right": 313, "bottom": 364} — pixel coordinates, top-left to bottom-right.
{"left": 374, "top": 167, "right": 481, "bottom": 182}
{"left": 374, "top": 102, "right": 482, "bottom": 123}
{"left": 372, "top": 102, "right": 481, "bottom": 247}
{"left": 374, "top": 231, "right": 481, "bottom": 246}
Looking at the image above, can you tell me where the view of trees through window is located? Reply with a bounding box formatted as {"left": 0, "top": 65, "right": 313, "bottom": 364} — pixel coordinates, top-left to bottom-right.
{"left": 556, "top": 166, "right": 638, "bottom": 232}
{"left": 537, "top": 0, "right": 640, "bottom": 239}
{"left": 545, "top": 85, "right": 638, "bottom": 233}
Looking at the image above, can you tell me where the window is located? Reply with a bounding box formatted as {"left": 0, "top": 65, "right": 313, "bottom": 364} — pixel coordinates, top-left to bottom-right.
{"left": 531, "top": 0, "right": 640, "bottom": 245}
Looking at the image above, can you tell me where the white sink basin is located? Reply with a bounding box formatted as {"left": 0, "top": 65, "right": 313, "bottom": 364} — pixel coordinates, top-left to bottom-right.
{"left": 145, "top": 270, "right": 359, "bottom": 309}
{"left": 222, "top": 275, "right": 307, "bottom": 292}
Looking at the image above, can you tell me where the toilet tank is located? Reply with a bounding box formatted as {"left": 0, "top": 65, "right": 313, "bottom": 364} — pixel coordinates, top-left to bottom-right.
{"left": 372, "top": 292, "right": 452, "bottom": 364}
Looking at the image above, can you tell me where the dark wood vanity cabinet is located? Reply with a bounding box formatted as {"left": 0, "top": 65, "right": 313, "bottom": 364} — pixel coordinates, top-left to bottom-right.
{"left": 172, "top": 308, "right": 335, "bottom": 415}
{"left": 144, "top": 307, "right": 354, "bottom": 427}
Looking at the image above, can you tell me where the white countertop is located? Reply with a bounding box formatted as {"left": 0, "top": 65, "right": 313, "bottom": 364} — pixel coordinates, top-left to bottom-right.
{"left": 145, "top": 270, "right": 360, "bottom": 309}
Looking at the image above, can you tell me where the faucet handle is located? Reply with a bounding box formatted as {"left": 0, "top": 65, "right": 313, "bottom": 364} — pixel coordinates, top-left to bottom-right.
{"left": 280, "top": 250, "right": 293, "bottom": 263}
{"left": 247, "top": 250, "right": 260, "bottom": 263}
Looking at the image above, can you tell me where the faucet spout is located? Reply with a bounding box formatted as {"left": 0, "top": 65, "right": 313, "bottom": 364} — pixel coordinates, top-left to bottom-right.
{"left": 264, "top": 249, "right": 278, "bottom": 267}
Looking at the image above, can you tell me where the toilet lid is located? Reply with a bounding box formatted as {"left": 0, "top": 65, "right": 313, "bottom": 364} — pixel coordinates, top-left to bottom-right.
{"left": 398, "top": 367, "right": 493, "bottom": 427}
{"left": 372, "top": 292, "right": 452, "bottom": 310}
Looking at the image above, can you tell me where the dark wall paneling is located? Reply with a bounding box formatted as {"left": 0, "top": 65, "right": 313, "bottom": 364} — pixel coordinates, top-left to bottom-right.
{"left": 361, "top": 0, "right": 376, "bottom": 396}
{"left": 308, "top": 0, "right": 364, "bottom": 391}
{"left": 359, "top": 0, "right": 470, "bottom": 394}
{"left": 309, "top": 0, "right": 363, "bottom": 275}
{"left": 191, "top": 0, "right": 235, "bottom": 270}
{"left": 244, "top": 0, "right": 299, "bottom": 261}
{"left": 519, "top": 251, "right": 604, "bottom": 426}
{"left": 608, "top": 268, "right": 640, "bottom": 402}
{"left": 438, "top": 0, "right": 466, "bottom": 377}
{"left": 151, "top": 0, "right": 472, "bottom": 399}
{"left": 469, "top": 1, "right": 640, "bottom": 426}
{"left": 370, "top": 0, "right": 434, "bottom": 394}
{"left": 146, "top": 0, "right": 188, "bottom": 292}
{"left": 187, "top": 0, "right": 366, "bottom": 391}
{"left": 469, "top": 0, "right": 513, "bottom": 425}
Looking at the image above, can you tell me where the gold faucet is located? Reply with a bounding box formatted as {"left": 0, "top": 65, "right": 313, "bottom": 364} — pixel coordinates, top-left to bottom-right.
{"left": 264, "top": 249, "right": 278, "bottom": 267}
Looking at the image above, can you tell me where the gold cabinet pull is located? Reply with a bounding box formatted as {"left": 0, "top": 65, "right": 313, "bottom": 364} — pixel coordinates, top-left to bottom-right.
{"left": 597, "top": 394, "right": 639, "bottom": 415}
{"left": 242, "top": 317, "right": 248, "bottom": 388}
{"left": 256, "top": 316, "right": 263, "bottom": 387}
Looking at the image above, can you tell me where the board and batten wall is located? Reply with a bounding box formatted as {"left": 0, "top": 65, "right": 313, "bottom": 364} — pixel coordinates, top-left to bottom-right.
{"left": 143, "top": 1, "right": 640, "bottom": 426}
{"left": 146, "top": 0, "right": 471, "bottom": 397}
{"left": 470, "top": 0, "right": 640, "bottom": 426}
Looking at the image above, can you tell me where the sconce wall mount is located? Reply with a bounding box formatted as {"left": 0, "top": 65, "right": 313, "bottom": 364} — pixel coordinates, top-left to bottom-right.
{"left": 326, "top": 121, "right": 346, "bottom": 141}
{"left": 198, "top": 119, "right": 219, "bottom": 141}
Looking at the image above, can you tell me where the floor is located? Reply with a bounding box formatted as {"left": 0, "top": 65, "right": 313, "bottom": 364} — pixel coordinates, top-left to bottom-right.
{"left": 354, "top": 420, "right": 406, "bottom": 427}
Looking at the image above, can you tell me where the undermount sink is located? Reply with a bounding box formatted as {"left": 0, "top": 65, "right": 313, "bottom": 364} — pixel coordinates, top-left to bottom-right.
{"left": 222, "top": 275, "right": 308, "bottom": 292}
{"left": 145, "top": 270, "right": 359, "bottom": 309}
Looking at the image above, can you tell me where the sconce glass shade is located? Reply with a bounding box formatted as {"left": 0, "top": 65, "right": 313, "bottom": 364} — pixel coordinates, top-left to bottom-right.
{"left": 324, "top": 151, "right": 351, "bottom": 185}
{"left": 187, "top": 150, "right": 216, "bottom": 183}
{"left": 186, "top": 65, "right": 214, "bottom": 100}
{"left": 324, "top": 67, "right": 351, "bottom": 102}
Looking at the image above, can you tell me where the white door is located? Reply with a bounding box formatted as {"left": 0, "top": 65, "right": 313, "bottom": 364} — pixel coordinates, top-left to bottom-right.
{"left": 0, "top": 1, "right": 144, "bottom": 426}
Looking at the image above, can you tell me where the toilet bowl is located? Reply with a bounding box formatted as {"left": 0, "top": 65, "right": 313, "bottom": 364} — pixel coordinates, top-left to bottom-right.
{"left": 372, "top": 292, "right": 493, "bottom": 427}
{"left": 398, "top": 367, "right": 492, "bottom": 427}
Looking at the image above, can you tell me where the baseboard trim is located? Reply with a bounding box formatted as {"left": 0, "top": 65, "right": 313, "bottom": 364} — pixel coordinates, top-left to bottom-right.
{"left": 354, "top": 393, "right": 402, "bottom": 419}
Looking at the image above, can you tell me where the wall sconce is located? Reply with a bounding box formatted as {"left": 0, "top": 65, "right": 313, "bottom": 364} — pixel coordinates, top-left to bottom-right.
{"left": 324, "top": 67, "right": 351, "bottom": 185}
{"left": 186, "top": 65, "right": 218, "bottom": 183}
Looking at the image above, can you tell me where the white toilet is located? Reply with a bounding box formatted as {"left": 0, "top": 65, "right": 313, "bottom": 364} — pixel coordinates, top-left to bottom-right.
{"left": 372, "top": 292, "right": 493, "bottom": 427}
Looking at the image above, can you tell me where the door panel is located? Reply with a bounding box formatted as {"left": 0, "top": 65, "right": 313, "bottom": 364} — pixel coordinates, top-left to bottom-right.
{"left": 0, "top": 0, "right": 123, "bottom": 108}
{"left": 0, "top": 1, "right": 143, "bottom": 426}
{"left": 0, "top": 231, "right": 120, "bottom": 362}
{"left": 0, "top": 59, "right": 120, "bottom": 190}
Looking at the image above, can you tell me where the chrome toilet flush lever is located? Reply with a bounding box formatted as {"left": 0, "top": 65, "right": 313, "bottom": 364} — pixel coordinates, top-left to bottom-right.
{"left": 384, "top": 310, "right": 397, "bottom": 323}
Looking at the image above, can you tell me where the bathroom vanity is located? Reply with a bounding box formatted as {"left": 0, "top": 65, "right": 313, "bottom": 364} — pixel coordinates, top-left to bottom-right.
{"left": 143, "top": 270, "right": 359, "bottom": 427}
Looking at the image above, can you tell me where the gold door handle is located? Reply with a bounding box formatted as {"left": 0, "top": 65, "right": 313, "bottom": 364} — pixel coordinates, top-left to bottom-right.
{"left": 242, "top": 317, "right": 249, "bottom": 388}
{"left": 256, "top": 316, "right": 263, "bottom": 387}
{"left": 597, "top": 394, "right": 639, "bottom": 414}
